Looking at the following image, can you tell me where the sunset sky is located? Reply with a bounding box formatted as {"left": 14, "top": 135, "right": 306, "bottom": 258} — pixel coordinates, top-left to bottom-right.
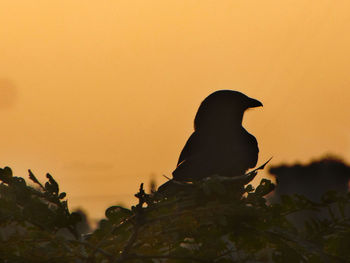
{"left": 1, "top": 0, "right": 350, "bottom": 221}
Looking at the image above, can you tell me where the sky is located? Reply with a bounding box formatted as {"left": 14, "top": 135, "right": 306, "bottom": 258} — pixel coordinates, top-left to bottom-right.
{"left": 1, "top": 0, "right": 350, "bottom": 221}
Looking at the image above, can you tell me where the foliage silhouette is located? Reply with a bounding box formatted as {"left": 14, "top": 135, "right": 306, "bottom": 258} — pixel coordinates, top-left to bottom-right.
{"left": 0, "top": 164, "right": 350, "bottom": 262}
{"left": 268, "top": 156, "right": 350, "bottom": 253}
{"left": 270, "top": 156, "right": 350, "bottom": 202}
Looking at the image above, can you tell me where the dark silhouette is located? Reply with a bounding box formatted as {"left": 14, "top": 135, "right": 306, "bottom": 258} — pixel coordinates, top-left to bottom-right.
{"left": 74, "top": 209, "right": 92, "bottom": 235}
{"left": 269, "top": 156, "right": 350, "bottom": 202}
{"left": 159, "top": 90, "right": 262, "bottom": 192}
{"left": 269, "top": 156, "right": 350, "bottom": 225}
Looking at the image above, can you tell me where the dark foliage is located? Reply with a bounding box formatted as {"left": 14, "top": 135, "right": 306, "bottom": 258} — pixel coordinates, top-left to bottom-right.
{"left": 269, "top": 157, "right": 350, "bottom": 228}
{"left": 270, "top": 156, "right": 350, "bottom": 202}
{"left": 0, "top": 164, "right": 350, "bottom": 262}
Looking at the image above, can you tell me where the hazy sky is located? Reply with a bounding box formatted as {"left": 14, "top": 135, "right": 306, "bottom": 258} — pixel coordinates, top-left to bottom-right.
{"left": 1, "top": 0, "right": 350, "bottom": 220}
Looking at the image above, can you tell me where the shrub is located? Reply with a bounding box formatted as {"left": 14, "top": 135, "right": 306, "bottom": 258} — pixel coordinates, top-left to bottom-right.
{"left": 0, "top": 165, "right": 349, "bottom": 262}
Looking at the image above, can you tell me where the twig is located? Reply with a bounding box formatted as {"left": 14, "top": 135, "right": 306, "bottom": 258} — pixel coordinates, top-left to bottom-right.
{"left": 69, "top": 239, "right": 115, "bottom": 260}
{"left": 266, "top": 227, "right": 344, "bottom": 262}
{"left": 115, "top": 225, "right": 141, "bottom": 263}
{"left": 122, "top": 253, "right": 211, "bottom": 263}
{"left": 114, "top": 183, "right": 147, "bottom": 262}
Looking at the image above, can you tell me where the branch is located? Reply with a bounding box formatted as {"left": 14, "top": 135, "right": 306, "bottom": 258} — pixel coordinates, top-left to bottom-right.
{"left": 115, "top": 183, "right": 147, "bottom": 262}
{"left": 122, "top": 253, "right": 212, "bottom": 263}
{"left": 69, "top": 240, "right": 116, "bottom": 261}
{"left": 114, "top": 226, "right": 140, "bottom": 263}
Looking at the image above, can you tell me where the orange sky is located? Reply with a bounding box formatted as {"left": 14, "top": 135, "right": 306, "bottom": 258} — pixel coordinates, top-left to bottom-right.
{"left": 1, "top": 0, "right": 350, "bottom": 221}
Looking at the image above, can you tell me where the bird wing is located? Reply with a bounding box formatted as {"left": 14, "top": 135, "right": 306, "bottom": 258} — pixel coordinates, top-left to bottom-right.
{"left": 243, "top": 131, "right": 259, "bottom": 169}
{"left": 174, "top": 129, "right": 259, "bottom": 181}
{"left": 173, "top": 151, "right": 214, "bottom": 181}
{"left": 177, "top": 132, "right": 201, "bottom": 166}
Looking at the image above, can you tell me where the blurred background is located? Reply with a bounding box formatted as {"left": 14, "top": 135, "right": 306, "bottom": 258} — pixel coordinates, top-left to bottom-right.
{"left": 1, "top": 0, "right": 350, "bottom": 223}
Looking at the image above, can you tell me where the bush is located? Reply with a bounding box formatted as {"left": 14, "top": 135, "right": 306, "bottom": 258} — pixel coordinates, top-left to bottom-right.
{"left": 0, "top": 165, "right": 349, "bottom": 262}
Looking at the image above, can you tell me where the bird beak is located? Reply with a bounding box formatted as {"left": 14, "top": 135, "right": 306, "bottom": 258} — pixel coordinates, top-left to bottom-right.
{"left": 247, "top": 97, "right": 263, "bottom": 108}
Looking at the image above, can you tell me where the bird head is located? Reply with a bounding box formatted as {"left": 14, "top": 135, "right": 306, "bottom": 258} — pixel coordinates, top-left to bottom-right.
{"left": 194, "top": 90, "right": 262, "bottom": 131}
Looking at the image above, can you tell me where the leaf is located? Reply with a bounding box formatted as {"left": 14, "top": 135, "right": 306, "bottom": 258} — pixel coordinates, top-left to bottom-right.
{"left": 257, "top": 157, "right": 273, "bottom": 170}
{"left": 321, "top": 190, "right": 339, "bottom": 204}
{"left": 28, "top": 169, "right": 44, "bottom": 189}
{"left": 45, "top": 173, "right": 59, "bottom": 195}
{"left": 13, "top": 177, "right": 26, "bottom": 187}
{"left": 245, "top": 184, "right": 254, "bottom": 193}
{"left": 69, "top": 212, "right": 82, "bottom": 225}
{"left": 58, "top": 192, "right": 66, "bottom": 199}
{"left": 105, "top": 206, "right": 132, "bottom": 223}
{"left": 247, "top": 157, "right": 273, "bottom": 176}
{"left": 280, "top": 195, "right": 296, "bottom": 209}
{"left": 255, "top": 179, "right": 275, "bottom": 196}
{"left": 0, "top": 166, "right": 13, "bottom": 184}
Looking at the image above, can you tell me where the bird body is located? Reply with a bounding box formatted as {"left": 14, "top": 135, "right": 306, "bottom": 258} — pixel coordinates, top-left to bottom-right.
{"left": 173, "top": 90, "right": 262, "bottom": 182}
{"left": 173, "top": 127, "right": 258, "bottom": 181}
{"left": 158, "top": 90, "right": 262, "bottom": 193}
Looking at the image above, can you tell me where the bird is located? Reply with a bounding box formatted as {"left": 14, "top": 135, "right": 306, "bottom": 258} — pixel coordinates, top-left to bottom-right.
{"left": 176, "top": 90, "right": 262, "bottom": 180}
{"left": 158, "top": 90, "right": 262, "bottom": 193}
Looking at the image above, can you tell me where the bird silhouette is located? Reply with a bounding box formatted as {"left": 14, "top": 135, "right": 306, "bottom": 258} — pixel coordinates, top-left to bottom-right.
{"left": 176, "top": 90, "right": 262, "bottom": 181}
{"left": 158, "top": 90, "right": 262, "bottom": 193}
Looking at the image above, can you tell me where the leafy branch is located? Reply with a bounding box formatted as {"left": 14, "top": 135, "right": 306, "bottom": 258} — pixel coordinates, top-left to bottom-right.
{"left": 0, "top": 164, "right": 350, "bottom": 262}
